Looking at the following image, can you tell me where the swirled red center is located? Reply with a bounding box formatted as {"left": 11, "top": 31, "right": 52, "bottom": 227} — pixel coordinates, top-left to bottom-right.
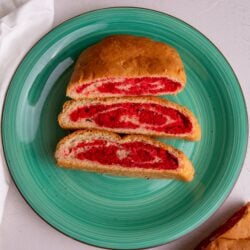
{"left": 70, "top": 139, "right": 178, "bottom": 170}
{"left": 75, "top": 77, "right": 182, "bottom": 96}
{"left": 69, "top": 103, "right": 192, "bottom": 134}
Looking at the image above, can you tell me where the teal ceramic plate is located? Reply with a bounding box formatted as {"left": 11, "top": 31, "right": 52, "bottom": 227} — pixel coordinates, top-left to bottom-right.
{"left": 1, "top": 7, "right": 248, "bottom": 249}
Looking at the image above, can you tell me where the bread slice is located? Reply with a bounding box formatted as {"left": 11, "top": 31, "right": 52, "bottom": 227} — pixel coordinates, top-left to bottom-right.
{"left": 67, "top": 35, "right": 186, "bottom": 99}
{"left": 203, "top": 239, "right": 250, "bottom": 250}
{"left": 195, "top": 202, "right": 250, "bottom": 250}
{"left": 55, "top": 130, "right": 194, "bottom": 181}
{"left": 58, "top": 97, "right": 201, "bottom": 141}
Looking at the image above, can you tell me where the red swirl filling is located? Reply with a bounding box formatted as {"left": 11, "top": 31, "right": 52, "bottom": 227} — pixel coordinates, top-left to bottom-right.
{"left": 69, "top": 139, "right": 178, "bottom": 170}
{"left": 75, "top": 77, "right": 182, "bottom": 96}
{"left": 69, "top": 103, "right": 192, "bottom": 134}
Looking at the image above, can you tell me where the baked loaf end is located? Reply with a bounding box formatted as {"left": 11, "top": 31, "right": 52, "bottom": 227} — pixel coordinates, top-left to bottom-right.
{"left": 195, "top": 202, "right": 250, "bottom": 250}
{"left": 67, "top": 34, "right": 186, "bottom": 99}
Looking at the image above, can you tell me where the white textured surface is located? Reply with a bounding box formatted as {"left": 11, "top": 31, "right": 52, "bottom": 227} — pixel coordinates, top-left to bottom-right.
{"left": 1, "top": 0, "right": 250, "bottom": 249}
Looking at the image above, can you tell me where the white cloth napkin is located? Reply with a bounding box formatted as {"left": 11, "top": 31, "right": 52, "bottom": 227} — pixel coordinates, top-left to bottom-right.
{"left": 0, "top": 0, "right": 54, "bottom": 223}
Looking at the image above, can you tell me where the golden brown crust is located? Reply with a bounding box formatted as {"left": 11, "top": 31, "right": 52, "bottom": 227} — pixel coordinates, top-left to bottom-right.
{"left": 67, "top": 35, "right": 186, "bottom": 98}
{"left": 55, "top": 130, "right": 194, "bottom": 181}
{"left": 58, "top": 96, "right": 201, "bottom": 141}
{"left": 219, "top": 202, "right": 250, "bottom": 240}
{"left": 197, "top": 203, "right": 250, "bottom": 250}
{"left": 206, "top": 239, "right": 250, "bottom": 250}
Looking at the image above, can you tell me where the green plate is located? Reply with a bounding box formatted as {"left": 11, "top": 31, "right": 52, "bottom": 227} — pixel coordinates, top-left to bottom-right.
{"left": 1, "top": 7, "right": 248, "bottom": 249}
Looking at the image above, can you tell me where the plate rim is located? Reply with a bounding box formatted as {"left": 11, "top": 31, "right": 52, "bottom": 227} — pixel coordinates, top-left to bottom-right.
{"left": 1, "top": 6, "right": 249, "bottom": 250}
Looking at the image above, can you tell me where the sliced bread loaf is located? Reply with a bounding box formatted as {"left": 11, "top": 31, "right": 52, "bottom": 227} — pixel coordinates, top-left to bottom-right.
{"left": 67, "top": 35, "right": 186, "bottom": 99}
{"left": 55, "top": 130, "right": 194, "bottom": 181}
{"left": 58, "top": 97, "right": 201, "bottom": 141}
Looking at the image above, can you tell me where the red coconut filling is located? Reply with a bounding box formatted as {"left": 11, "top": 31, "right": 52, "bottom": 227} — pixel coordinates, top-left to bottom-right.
{"left": 69, "top": 139, "right": 178, "bottom": 170}
{"left": 75, "top": 77, "right": 182, "bottom": 96}
{"left": 195, "top": 205, "right": 248, "bottom": 250}
{"left": 69, "top": 103, "right": 192, "bottom": 134}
